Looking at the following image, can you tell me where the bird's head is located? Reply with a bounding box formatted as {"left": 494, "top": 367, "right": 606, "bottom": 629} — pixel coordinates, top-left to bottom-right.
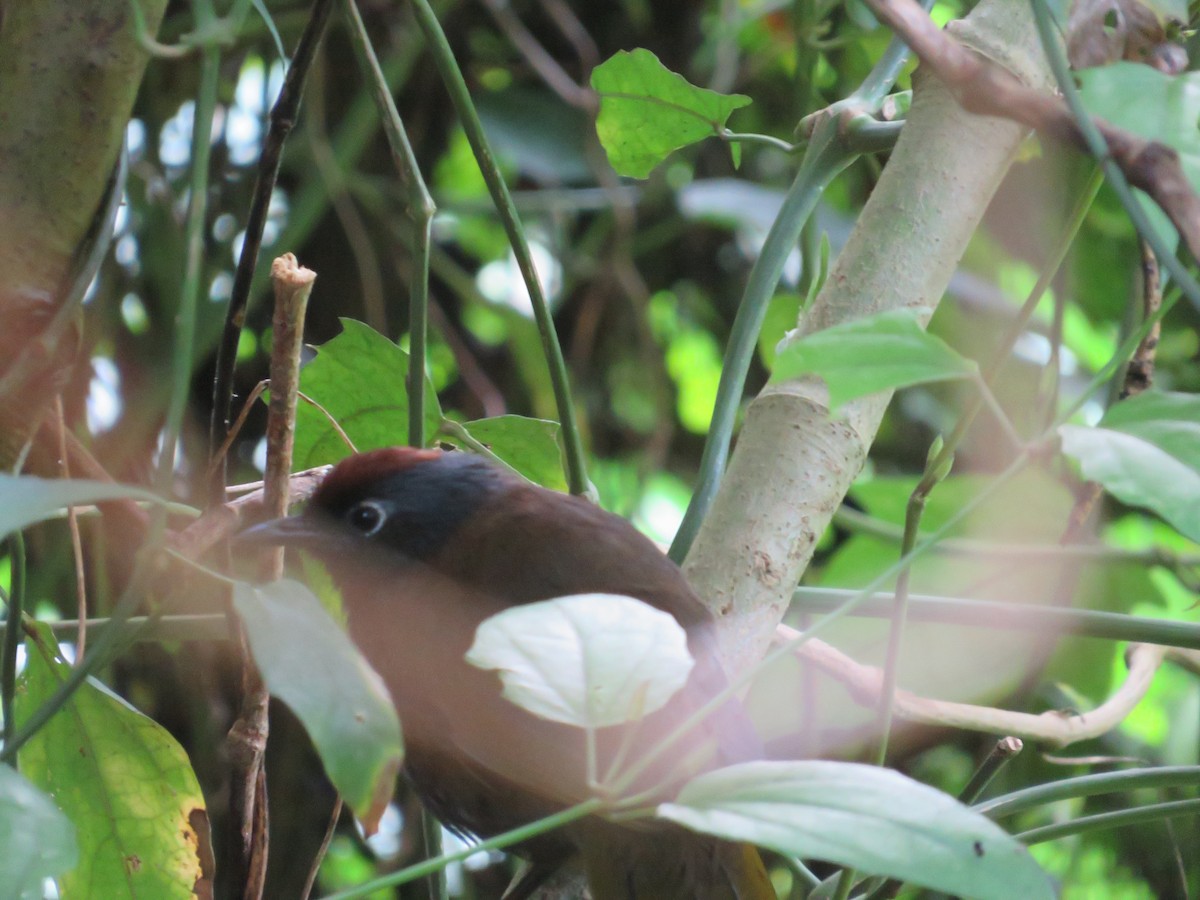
{"left": 241, "top": 447, "right": 508, "bottom": 561}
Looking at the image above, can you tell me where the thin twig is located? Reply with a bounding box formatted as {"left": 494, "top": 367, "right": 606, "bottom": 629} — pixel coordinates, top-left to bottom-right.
{"left": 297, "top": 391, "right": 358, "bottom": 453}
{"left": 229, "top": 255, "right": 316, "bottom": 899}
{"left": 1120, "top": 237, "right": 1162, "bottom": 401}
{"left": 207, "top": 379, "right": 269, "bottom": 481}
{"left": 408, "top": 0, "right": 589, "bottom": 494}
{"left": 338, "top": 0, "right": 437, "bottom": 449}
{"left": 961, "top": 736, "right": 1024, "bottom": 803}
{"left": 300, "top": 796, "right": 344, "bottom": 900}
{"left": 1, "top": 534, "right": 26, "bottom": 744}
{"left": 54, "top": 397, "right": 89, "bottom": 660}
{"left": 480, "top": 0, "right": 593, "bottom": 109}
{"left": 209, "top": 0, "right": 336, "bottom": 504}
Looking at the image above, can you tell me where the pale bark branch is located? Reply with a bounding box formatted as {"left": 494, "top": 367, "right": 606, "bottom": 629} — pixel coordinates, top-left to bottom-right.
{"left": 776, "top": 624, "right": 1196, "bottom": 749}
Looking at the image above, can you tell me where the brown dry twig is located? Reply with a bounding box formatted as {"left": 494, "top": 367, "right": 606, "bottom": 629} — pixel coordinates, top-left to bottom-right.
{"left": 227, "top": 254, "right": 316, "bottom": 900}
{"left": 864, "top": 0, "right": 1200, "bottom": 263}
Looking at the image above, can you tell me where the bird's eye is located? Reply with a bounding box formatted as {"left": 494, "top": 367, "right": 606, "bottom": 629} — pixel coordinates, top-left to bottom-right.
{"left": 347, "top": 500, "right": 387, "bottom": 536}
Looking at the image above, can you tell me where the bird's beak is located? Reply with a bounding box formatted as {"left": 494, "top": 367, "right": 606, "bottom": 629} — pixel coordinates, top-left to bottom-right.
{"left": 238, "top": 515, "right": 325, "bottom": 548}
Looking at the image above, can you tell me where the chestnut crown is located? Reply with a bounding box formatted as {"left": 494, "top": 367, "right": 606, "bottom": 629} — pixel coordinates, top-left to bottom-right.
{"left": 299, "top": 448, "right": 508, "bottom": 561}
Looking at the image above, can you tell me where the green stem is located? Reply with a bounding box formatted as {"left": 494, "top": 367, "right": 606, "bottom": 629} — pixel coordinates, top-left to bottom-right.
{"left": 669, "top": 128, "right": 854, "bottom": 562}
{"left": 791, "top": 588, "right": 1200, "bottom": 649}
{"left": 2, "top": 533, "right": 26, "bottom": 743}
{"left": 159, "top": 7, "right": 221, "bottom": 497}
{"left": 845, "top": 170, "right": 1104, "bottom": 774}
{"left": 0, "top": 613, "right": 232, "bottom": 645}
{"left": 322, "top": 798, "right": 605, "bottom": 899}
{"left": 670, "top": 18, "right": 926, "bottom": 563}
{"left": 960, "top": 737, "right": 1024, "bottom": 804}
{"left": 339, "top": 0, "right": 436, "bottom": 448}
{"left": 408, "top": 0, "right": 588, "bottom": 494}
{"left": 1029, "top": 0, "right": 1200, "bottom": 314}
{"left": 870, "top": 485, "right": 925, "bottom": 767}
{"left": 420, "top": 809, "right": 449, "bottom": 900}
{"left": 722, "top": 130, "right": 801, "bottom": 153}
{"left": 1019, "top": 797, "right": 1200, "bottom": 845}
{"left": 975, "top": 765, "right": 1200, "bottom": 819}
{"left": 831, "top": 505, "right": 1200, "bottom": 567}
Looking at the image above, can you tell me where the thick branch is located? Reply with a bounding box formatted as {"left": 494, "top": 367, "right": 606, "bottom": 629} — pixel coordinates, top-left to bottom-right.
{"left": 685, "top": 0, "right": 1053, "bottom": 674}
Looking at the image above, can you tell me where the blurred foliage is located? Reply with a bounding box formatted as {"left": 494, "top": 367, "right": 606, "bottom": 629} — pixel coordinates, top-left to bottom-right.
{"left": 5, "top": 0, "right": 1200, "bottom": 896}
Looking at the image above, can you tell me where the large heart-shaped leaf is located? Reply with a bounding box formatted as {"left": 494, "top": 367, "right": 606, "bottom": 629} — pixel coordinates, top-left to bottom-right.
{"left": 591, "top": 49, "right": 751, "bottom": 178}
{"left": 291, "top": 318, "right": 443, "bottom": 468}
{"left": 16, "top": 624, "right": 212, "bottom": 899}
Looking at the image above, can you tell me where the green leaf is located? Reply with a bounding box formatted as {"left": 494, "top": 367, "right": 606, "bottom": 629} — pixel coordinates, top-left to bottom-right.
{"left": 659, "top": 761, "right": 1053, "bottom": 900}
{"left": 1059, "top": 391, "right": 1200, "bottom": 541}
{"left": 232, "top": 579, "right": 402, "bottom": 833}
{"left": 465, "top": 593, "right": 693, "bottom": 728}
{"left": 292, "top": 318, "right": 443, "bottom": 469}
{"left": 591, "top": 48, "right": 751, "bottom": 178}
{"left": 771, "top": 308, "right": 978, "bottom": 407}
{"left": 453, "top": 415, "right": 566, "bottom": 491}
{"left": 0, "top": 476, "right": 160, "bottom": 540}
{"left": 1077, "top": 64, "right": 1200, "bottom": 246}
{"left": 1076, "top": 64, "right": 1200, "bottom": 177}
{"left": 15, "top": 623, "right": 212, "bottom": 899}
{"left": 0, "top": 764, "right": 77, "bottom": 899}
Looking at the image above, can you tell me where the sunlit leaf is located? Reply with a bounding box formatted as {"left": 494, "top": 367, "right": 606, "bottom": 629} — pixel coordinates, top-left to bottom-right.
{"left": 291, "top": 318, "right": 443, "bottom": 468}
{"left": 0, "top": 476, "right": 159, "bottom": 540}
{"left": 0, "top": 764, "right": 77, "bottom": 899}
{"left": 466, "top": 593, "right": 693, "bottom": 728}
{"left": 1059, "top": 391, "right": 1200, "bottom": 541}
{"left": 591, "top": 49, "right": 751, "bottom": 178}
{"left": 233, "top": 579, "right": 402, "bottom": 833}
{"left": 666, "top": 329, "right": 723, "bottom": 434}
{"left": 16, "top": 624, "right": 212, "bottom": 899}
{"left": 451, "top": 415, "right": 566, "bottom": 491}
{"left": 771, "top": 308, "right": 977, "bottom": 406}
{"left": 660, "top": 761, "right": 1053, "bottom": 900}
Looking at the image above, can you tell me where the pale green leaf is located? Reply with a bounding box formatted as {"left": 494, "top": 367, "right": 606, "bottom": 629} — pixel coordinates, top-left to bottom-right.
{"left": 660, "top": 761, "right": 1053, "bottom": 900}
{"left": 232, "top": 579, "right": 402, "bottom": 833}
{"left": 1059, "top": 391, "right": 1200, "bottom": 541}
{"left": 0, "top": 476, "right": 159, "bottom": 540}
{"left": 0, "top": 764, "right": 77, "bottom": 899}
{"left": 466, "top": 593, "right": 693, "bottom": 728}
{"left": 771, "top": 308, "right": 977, "bottom": 406}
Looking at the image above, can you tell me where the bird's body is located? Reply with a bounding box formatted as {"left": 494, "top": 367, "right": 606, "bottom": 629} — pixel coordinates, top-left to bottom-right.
{"left": 244, "top": 448, "right": 772, "bottom": 899}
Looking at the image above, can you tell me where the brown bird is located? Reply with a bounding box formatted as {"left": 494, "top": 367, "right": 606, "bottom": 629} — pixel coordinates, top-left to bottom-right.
{"left": 243, "top": 447, "right": 773, "bottom": 899}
